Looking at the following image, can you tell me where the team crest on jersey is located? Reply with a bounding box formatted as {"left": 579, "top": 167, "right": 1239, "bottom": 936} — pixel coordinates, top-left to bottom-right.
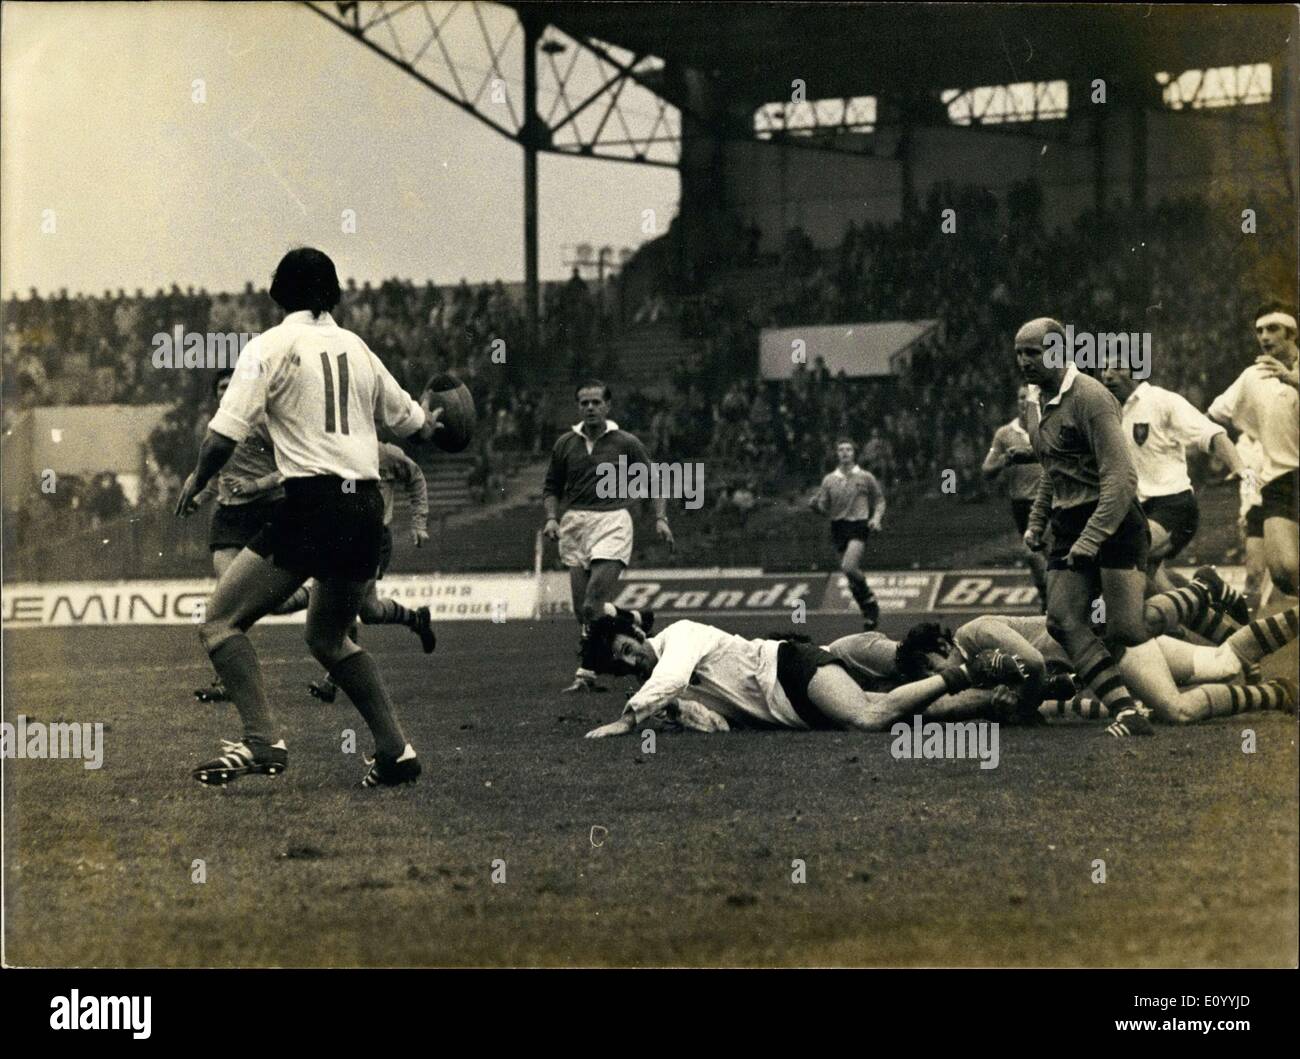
{"left": 1132, "top": 422, "right": 1149, "bottom": 446}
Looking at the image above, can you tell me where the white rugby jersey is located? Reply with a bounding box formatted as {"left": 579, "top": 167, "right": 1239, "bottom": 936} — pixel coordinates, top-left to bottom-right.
{"left": 1209, "top": 363, "right": 1298, "bottom": 486}
{"left": 1119, "top": 382, "right": 1225, "bottom": 501}
{"left": 621, "top": 620, "right": 804, "bottom": 730}
{"left": 209, "top": 310, "right": 425, "bottom": 481}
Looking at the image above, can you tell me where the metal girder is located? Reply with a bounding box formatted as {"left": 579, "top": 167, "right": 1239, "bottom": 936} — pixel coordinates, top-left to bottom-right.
{"left": 303, "top": 0, "right": 681, "bottom": 167}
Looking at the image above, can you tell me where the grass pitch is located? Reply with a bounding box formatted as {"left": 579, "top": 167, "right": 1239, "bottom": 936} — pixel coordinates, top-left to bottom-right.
{"left": 4, "top": 610, "right": 1296, "bottom": 967}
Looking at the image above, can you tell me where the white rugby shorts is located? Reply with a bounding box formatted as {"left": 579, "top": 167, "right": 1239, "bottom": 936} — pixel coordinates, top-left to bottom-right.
{"left": 558, "top": 508, "right": 634, "bottom": 569}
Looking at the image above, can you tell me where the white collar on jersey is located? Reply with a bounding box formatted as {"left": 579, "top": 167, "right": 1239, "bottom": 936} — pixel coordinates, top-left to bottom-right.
{"left": 1122, "top": 380, "right": 1151, "bottom": 411}
{"left": 281, "top": 310, "right": 336, "bottom": 326}
{"left": 1041, "top": 361, "right": 1080, "bottom": 408}
{"left": 571, "top": 420, "right": 619, "bottom": 440}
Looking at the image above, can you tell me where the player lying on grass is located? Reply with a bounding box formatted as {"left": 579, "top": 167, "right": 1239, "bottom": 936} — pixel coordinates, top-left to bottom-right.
{"left": 579, "top": 613, "right": 1029, "bottom": 739}
{"left": 950, "top": 595, "right": 1298, "bottom": 726}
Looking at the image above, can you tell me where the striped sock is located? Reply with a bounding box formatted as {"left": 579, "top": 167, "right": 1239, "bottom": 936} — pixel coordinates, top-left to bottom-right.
{"left": 1143, "top": 584, "right": 1210, "bottom": 637}
{"left": 363, "top": 599, "right": 416, "bottom": 626}
{"left": 1073, "top": 636, "right": 1138, "bottom": 717}
{"left": 1053, "top": 693, "right": 1106, "bottom": 719}
{"left": 1186, "top": 607, "right": 1241, "bottom": 645}
{"left": 1192, "top": 681, "right": 1292, "bottom": 719}
{"left": 1228, "top": 607, "right": 1300, "bottom": 665}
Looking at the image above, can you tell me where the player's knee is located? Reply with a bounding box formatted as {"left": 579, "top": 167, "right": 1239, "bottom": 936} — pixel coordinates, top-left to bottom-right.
{"left": 840, "top": 559, "right": 864, "bottom": 580}
{"left": 198, "top": 618, "right": 236, "bottom": 655}
{"left": 1266, "top": 560, "right": 1297, "bottom": 597}
{"left": 304, "top": 626, "right": 345, "bottom": 666}
{"left": 1106, "top": 618, "right": 1148, "bottom": 648}
{"left": 1044, "top": 608, "right": 1082, "bottom": 644}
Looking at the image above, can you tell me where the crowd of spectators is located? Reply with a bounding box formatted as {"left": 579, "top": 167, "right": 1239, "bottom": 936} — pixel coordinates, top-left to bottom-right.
{"left": 4, "top": 182, "right": 1293, "bottom": 561}
{"left": 609, "top": 185, "right": 1293, "bottom": 509}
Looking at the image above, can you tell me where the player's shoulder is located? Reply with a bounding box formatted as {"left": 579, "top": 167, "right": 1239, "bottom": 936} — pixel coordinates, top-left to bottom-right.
{"left": 1072, "top": 371, "right": 1120, "bottom": 411}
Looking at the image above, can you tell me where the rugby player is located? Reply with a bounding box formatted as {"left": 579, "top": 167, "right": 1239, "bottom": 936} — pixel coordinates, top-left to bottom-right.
{"left": 810, "top": 438, "right": 886, "bottom": 629}
{"left": 1098, "top": 360, "right": 1252, "bottom": 601}
{"left": 307, "top": 439, "right": 436, "bottom": 703}
{"left": 175, "top": 247, "right": 444, "bottom": 788}
{"left": 1209, "top": 302, "right": 1299, "bottom": 602}
{"left": 580, "top": 613, "right": 1028, "bottom": 738}
{"left": 542, "top": 380, "right": 673, "bottom": 693}
{"left": 982, "top": 385, "right": 1046, "bottom": 611}
{"left": 190, "top": 369, "right": 302, "bottom": 703}
{"left": 1015, "top": 316, "right": 1160, "bottom": 738}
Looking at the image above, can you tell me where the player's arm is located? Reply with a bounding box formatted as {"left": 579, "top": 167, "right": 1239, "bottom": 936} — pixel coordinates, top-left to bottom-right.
{"left": 630, "top": 434, "right": 672, "bottom": 541}
{"left": 808, "top": 474, "right": 831, "bottom": 513}
{"left": 542, "top": 438, "right": 564, "bottom": 539}
{"left": 389, "top": 446, "right": 430, "bottom": 545}
{"left": 176, "top": 430, "right": 238, "bottom": 515}
{"left": 178, "top": 344, "right": 266, "bottom": 515}
{"left": 866, "top": 472, "right": 886, "bottom": 529}
{"left": 586, "top": 633, "right": 710, "bottom": 737}
{"left": 370, "top": 349, "right": 440, "bottom": 441}
{"left": 981, "top": 431, "right": 1008, "bottom": 479}
{"left": 1073, "top": 410, "right": 1136, "bottom": 561}
{"left": 1255, "top": 354, "right": 1300, "bottom": 390}
{"left": 1207, "top": 375, "right": 1242, "bottom": 430}
{"left": 1024, "top": 470, "right": 1053, "bottom": 550}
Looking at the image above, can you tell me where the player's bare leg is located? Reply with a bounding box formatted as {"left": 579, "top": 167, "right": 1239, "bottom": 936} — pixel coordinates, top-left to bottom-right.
{"left": 807, "top": 651, "right": 1027, "bottom": 731}
{"left": 1263, "top": 515, "right": 1299, "bottom": 603}
{"left": 1117, "top": 638, "right": 1295, "bottom": 724}
{"left": 192, "top": 548, "right": 305, "bottom": 783}
{"left": 1244, "top": 533, "right": 1273, "bottom": 613}
{"left": 840, "top": 539, "right": 880, "bottom": 630}
{"left": 1144, "top": 521, "right": 1188, "bottom": 595}
{"left": 305, "top": 578, "right": 418, "bottom": 785}
{"left": 1045, "top": 567, "right": 1152, "bottom": 737}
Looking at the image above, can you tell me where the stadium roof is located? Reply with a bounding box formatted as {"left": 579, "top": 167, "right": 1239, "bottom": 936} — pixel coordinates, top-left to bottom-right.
{"left": 527, "top": 2, "right": 1296, "bottom": 106}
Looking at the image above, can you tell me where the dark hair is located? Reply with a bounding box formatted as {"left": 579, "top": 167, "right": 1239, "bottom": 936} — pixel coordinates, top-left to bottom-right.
{"left": 895, "top": 621, "right": 955, "bottom": 681}
{"left": 582, "top": 613, "right": 644, "bottom": 676}
{"left": 575, "top": 379, "right": 612, "bottom": 403}
{"left": 269, "top": 247, "right": 341, "bottom": 316}
{"left": 834, "top": 437, "right": 857, "bottom": 453}
{"left": 212, "top": 368, "right": 234, "bottom": 399}
{"left": 763, "top": 631, "right": 813, "bottom": 643}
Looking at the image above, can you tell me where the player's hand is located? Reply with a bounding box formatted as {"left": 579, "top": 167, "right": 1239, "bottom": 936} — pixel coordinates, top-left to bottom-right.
{"left": 1023, "top": 526, "right": 1044, "bottom": 551}
{"left": 1255, "top": 354, "right": 1300, "bottom": 388}
{"left": 1065, "top": 542, "right": 1097, "bottom": 569}
{"left": 655, "top": 517, "right": 675, "bottom": 551}
{"left": 175, "top": 473, "right": 201, "bottom": 517}
{"left": 418, "top": 397, "right": 445, "bottom": 439}
{"left": 1007, "top": 445, "right": 1036, "bottom": 464}
{"left": 868, "top": 517, "right": 883, "bottom": 532}
{"left": 543, "top": 517, "right": 560, "bottom": 541}
{"left": 411, "top": 527, "right": 429, "bottom": 549}
{"left": 1234, "top": 467, "right": 1261, "bottom": 501}
{"left": 585, "top": 716, "right": 634, "bottom": 739}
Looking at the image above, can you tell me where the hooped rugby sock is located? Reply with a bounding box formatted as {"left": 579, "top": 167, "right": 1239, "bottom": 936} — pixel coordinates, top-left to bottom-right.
{"left": 1072, "top": 636, "right": 1138, "bottom": 717}
{"left": 329, "top": 650, "right": 407, "bottom": 759}
{"left": 1228, "top": 607, "right": 1299, "bottom": 665}
{"left": 363, "top": 599, "right": 418, "bottom": 627}
{"left": 209, "top": 634, "right": 277, "bottom": 746}
{"left": 1143, "top": 584, "right": 1210, "bottom": 637}
{"left": 271, "top": 585, "right": 311, "bottom": 616}
{"left": 1186, "top": 681, "right": 1291, "bottom": 720}
{"left": 1187, "top": 607, "right": 1240, "bottom": 644}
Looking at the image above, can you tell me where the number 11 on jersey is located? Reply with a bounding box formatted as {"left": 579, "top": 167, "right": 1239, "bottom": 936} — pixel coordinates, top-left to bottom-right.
{"left": 321, "top": 351, "right": 350, "bottom": 435}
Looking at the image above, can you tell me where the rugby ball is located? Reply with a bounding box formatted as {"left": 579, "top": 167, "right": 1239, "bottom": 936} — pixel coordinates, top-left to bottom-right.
{"left": 423, "top": 372, "right": 475, "bottom": 453}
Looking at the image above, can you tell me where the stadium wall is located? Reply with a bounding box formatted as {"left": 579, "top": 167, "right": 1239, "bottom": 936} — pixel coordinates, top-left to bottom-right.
{"left": 2, "top": 567, "right": 1244, "bottom": 628}
{"left": 718, "top": 99, "right": 1296, "bottom": 250}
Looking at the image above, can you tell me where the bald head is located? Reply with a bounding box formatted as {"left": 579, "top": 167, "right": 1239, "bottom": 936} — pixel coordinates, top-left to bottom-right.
{"left": 1014, "top": 317, "right": 1066, "bottom": 349}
